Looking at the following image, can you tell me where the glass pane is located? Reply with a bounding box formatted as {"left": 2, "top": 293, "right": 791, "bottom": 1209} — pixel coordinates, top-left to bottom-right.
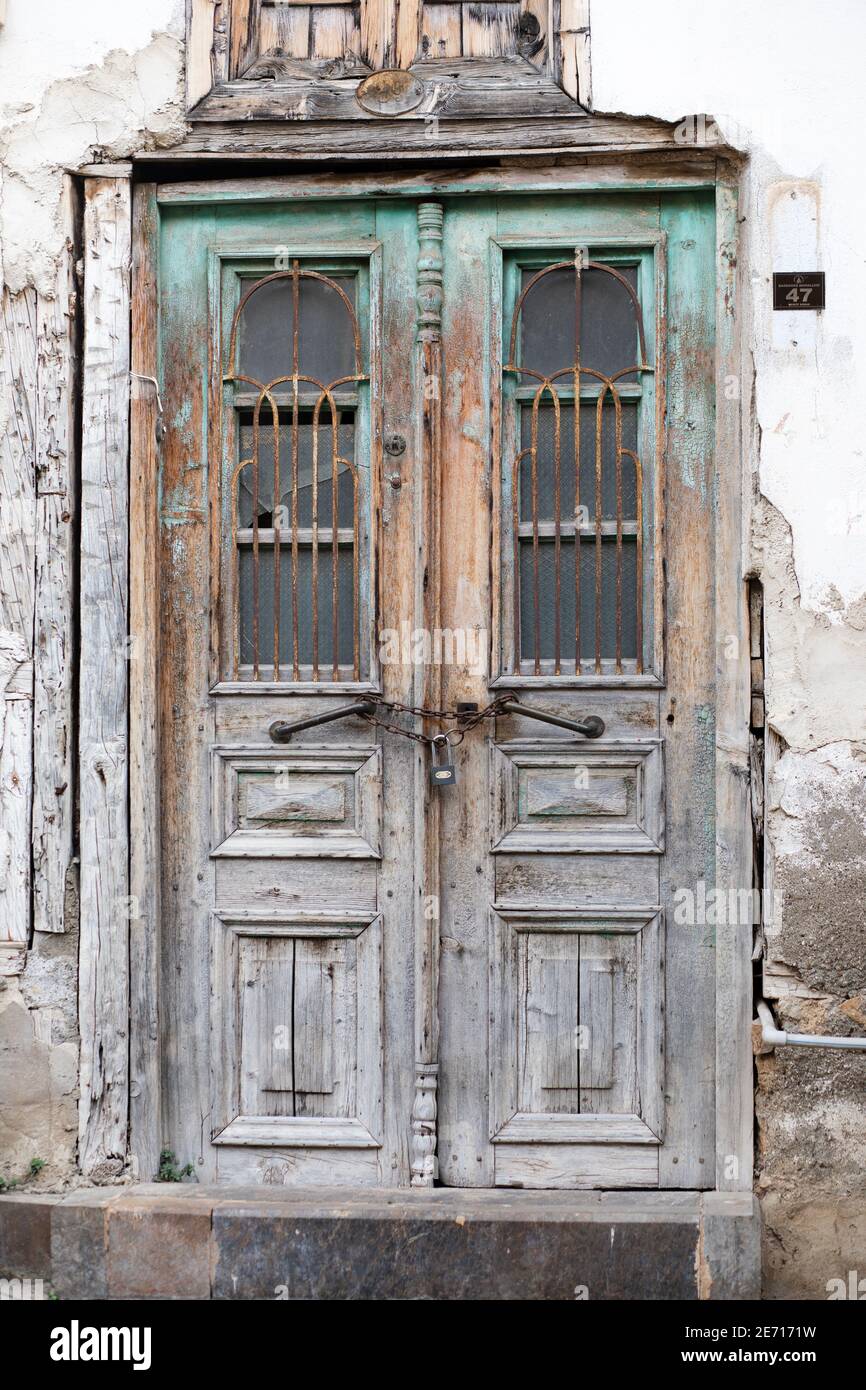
{"left": 237, "top": 274, "right": 357, "bottom": 391}
{"left": 519, "top": 264, "right": 640, "bottom": 381}
{"left": 519, "top": 402, "right": 638, "bottom": 523}
{"left": 237, "top": 407, "right": 356, "bottom": 529}
{"left": 238, "top": 544, "right": 355, "bottom": 671}
{"left": 519, "top": 537, "right": 638, "bottom": 665}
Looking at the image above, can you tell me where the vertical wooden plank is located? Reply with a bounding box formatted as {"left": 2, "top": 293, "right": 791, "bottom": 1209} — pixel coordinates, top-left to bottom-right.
{"left": 520, "top": 0, "right": 549, "bottom": 70}
{"left": 374, "top": 200, "right": 421, "bottom": 1183}
{"left": 230, "top": 0, "right": 262, "bottom": 76}
{"left": 187, "top": 0, "right": 218, "bottom": 105}
{"left": 263, "top": 3, "right": 312, "bottom": 58}
{"left": 312, "top": 5, "right": 359, "bottom": 58}
{"left": 714, "top": 170, "right": 752, "bottom": 1191}
{"left": 580, "top": 935, "right": 635, "bottom": 1113}
{"left": 33, "top": 178, "right": 79, "bottom": 936}
{"left": 395, "top": 0, "right": 422, "bottom": 66}
{"left": 420, "top": 3, "right": 462, "bottom": 58}
{"left": 360, "top": 0, "right": 395, "bottom": 69}
{"left": 437, "top": 197, "right": 497, "bottom": 1186}
{"left": 262, "top": 942, "right": 297, "bottom": 1096}
{"left": 534, "top": 949, "right": 580, "bottom": 1097}
{"left": 293, "top": 944, "right": 335, "bottom": 1094}
{"left": 462, "top": 2, "right": 519, "bottom": 57}
{"left": 130, "top": 183, "right": 162, "bottom": 1178}
{"left": 79, "top": 176, "right": 132, "bottom": 1178}
{"left": 559, "top": 0, "right": 590, "bottom": 106}
{"left": 0, "top": 285, "right": 36, "bottom": 973}
{"left": 658, "top": 190, "right": 717, "bottom": 1188}
{"left": 578, "top": 956, "right": 612, "bottom": 1091}
{"left": 410, "top": 201, "right": 445, "bottom": 1186}
{"left": 161, "top": 202, "right": 217, "bottom": 1177}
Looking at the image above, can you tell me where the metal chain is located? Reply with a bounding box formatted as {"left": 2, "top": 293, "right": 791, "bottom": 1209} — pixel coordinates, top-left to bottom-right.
{"left": 359, "top": 694, "right": 517, "bottom": 746}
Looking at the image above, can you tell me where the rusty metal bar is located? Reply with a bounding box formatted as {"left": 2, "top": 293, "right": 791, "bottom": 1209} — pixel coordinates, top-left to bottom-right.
{"left": 614, "top": 384, "right": 623, "bottom": 675}
{"left": 622, "top": 447, "right": 643, "bottom": 673}
{"left": 530, "top": 396, "right": 540, "bottom": 675}
{"left": 229, "top": 456, "right": 253, "bottom": 679}
{"left": 594, "top": 386, "right": 604, "bottom": 673}
{"left": 553, "top": 389, "right": 562, "bottom": 676}
{"left": 506, "top": 256, "right": 650, "bottom": 678}
{"left": 251, "top": 409, "right": 260, "bottom": 679}
{"left": 268, "top": 699, "right": 376, "bottom": 744}
{"left": 290, "top": 259, "right": 300, "bottom": 681}
{"left": 272, "top": 390, "right": 281, "bottom": 679}
{"left": 512, "top": 448, "right": 527, "bottom": 669}
{"left": 507, "top": 260, "right": 648, "bottom": 370}
{"left": 498, "top": 701, "right": 605, "bottom": 738}
{"left": 351, "top": 448, "right": 360, "bottom": 680}
{"left": 573, "top": 249, "right": 583, "bottom": 675}
{"left": 331, "top": 421, "right": 339, "bottom": 680}
{"left": 226, "top": 258, "right": 368, "bottom": 683}
{"left": 311, "top": 396, "right": 321, "bottom": 681}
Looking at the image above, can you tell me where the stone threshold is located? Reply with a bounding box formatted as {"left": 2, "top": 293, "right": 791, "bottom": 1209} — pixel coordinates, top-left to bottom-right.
{"left": 0, "top": 1186, "right": 760, "bottom": 1300}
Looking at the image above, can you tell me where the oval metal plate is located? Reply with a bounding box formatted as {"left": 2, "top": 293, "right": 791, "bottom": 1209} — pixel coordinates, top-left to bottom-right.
{"left": 356, "top": 69, "right": 426, "bottom": 117}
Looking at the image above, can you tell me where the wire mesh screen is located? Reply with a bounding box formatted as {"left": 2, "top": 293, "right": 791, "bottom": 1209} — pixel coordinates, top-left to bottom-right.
{"left": 224, "top": 262, "right": 367, "bottom": 681}
{"left": 505, "top": 255, "right": 651, "bottom": 676}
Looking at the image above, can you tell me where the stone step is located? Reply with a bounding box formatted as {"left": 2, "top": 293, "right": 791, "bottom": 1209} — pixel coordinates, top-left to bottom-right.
{"left": 0, "top": 1187, "right": 760, "bottom": 1300}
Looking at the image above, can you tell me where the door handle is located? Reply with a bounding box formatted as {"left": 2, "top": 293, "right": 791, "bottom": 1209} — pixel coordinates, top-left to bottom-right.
{"left": 268, "top": 699, "right": 376, "bottom": 743}
{"left": 498, "top": 701, "right": 605, "bottom": 739}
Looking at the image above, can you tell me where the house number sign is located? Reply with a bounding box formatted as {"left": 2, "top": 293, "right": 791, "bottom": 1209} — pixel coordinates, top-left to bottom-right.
{"left": 772, "top": 272, "right": 825, "bottom": 310}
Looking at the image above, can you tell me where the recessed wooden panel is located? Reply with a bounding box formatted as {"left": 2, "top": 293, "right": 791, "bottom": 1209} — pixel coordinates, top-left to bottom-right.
{"left": 212, "top": 744, "right": 382, "bottom": 857}
{"left": 491, "top": 739, "right": 664, "bottom": 853}
{"left": 489, "top": 907, "right": 664, "bottom": 1148}
{"left": 244, "top": 774, "right": 347, "bottom": 823}
{"left": 212, "top": 912, "right": 383, "bottom": 1150}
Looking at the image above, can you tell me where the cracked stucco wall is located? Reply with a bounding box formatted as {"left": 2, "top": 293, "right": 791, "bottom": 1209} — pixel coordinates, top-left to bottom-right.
{"left": 597, "top": 0, "right": 866, "bottom": 1299}
{"left": 0, "top": 0, "right": 185, "bottom": 1188}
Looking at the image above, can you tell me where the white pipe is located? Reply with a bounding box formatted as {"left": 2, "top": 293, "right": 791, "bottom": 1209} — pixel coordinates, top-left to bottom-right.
{"left": 757, "top": 1000, "right": 866, "bottom": 1051}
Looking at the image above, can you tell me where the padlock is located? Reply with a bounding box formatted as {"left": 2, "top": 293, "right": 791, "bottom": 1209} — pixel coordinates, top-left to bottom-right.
{"left": 430, "top": 735, "right": 457, "bottom": 788}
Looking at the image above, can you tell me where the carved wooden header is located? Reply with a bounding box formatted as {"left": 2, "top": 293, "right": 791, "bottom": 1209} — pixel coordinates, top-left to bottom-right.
{"left": 187, "top": 0, "right": 591, "bottom": 112}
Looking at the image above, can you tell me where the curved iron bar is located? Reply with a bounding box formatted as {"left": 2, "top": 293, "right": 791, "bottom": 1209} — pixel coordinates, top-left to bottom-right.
{"left": 505, "top": 355, "right": 647, "bottom": 674}
{"left": 229, "top": 371, "right": 365, "bottom": 681}
{"left": 226, "top": 267, "right": 364, "bottom": 378}
{"left": 507, "top": 260, "right": 648, "bottom": 368}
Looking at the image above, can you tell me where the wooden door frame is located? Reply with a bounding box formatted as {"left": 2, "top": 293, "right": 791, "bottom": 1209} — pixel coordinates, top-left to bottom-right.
{"left": 118, "top": 157, "right": 751, "bottom": 1192}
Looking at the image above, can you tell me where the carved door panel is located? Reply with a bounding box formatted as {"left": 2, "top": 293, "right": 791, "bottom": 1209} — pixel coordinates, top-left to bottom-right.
{"left": 434, "top": 191, "right": 717, "bottom": 1189}
{"left": 154, "top": 188, "right": 717, "bottom": 1189}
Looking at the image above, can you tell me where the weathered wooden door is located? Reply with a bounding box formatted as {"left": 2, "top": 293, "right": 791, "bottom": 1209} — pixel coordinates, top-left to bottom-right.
{"left": 153, "top": 186, "right": 718, "bottom": 1189}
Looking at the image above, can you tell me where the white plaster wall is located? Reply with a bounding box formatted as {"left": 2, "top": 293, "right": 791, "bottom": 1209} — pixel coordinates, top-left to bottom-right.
{"left": 594, "top": 0, "right": 866, "bottom": 678}
{"left": 0, "top": 0, "right": 184, "bottom": 293}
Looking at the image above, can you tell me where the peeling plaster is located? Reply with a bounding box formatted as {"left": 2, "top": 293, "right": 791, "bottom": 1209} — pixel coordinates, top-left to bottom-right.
{"left": 0, "top": 4, "right": 185, "bottom": 295}
{"left": 0, "top": 0, "right": 186, "bottom": 1184}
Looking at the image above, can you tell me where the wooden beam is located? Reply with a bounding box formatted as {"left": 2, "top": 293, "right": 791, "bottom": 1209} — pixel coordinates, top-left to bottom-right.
{"left": 714, "top": 169, "right": 753, "bottom": 1191}
{"left": 187, "top": 0, "right": 218, "bottom": 107}
{"left": 129, "top": 183, "right": 163, "bottom": 1181}
{"left": 410, "top": 202, "right": 444, "bottom": 1186}
{"left": 360, "top": 0, "right": 395, "bottom": 69}
{"left": 395, "top": 0, "right": 421, "bottom": 67}
{"left": 33, "top": 176, "right": 80, "bottom": 934}
{"left": 0, "top": 285, "right": 36, "bottom": 966}
{"left": 79, "top": 175, "right": 132, "bottom": 1179}
{"left": 229, "top": 0, "right": 262, "bottom": 77}
{"left": 560, "top": 0, "right": 590, "bottom": 107}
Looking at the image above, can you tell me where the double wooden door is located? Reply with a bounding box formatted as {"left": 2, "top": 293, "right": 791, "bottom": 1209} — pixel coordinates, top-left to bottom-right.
{"left": 153, "top": 185, "right": 718, "bottom": 1188}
